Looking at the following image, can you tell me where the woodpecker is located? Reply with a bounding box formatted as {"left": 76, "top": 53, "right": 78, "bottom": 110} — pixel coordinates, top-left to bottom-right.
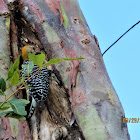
{"left": 21, "top": 45, "right": 50, "bottom": 118}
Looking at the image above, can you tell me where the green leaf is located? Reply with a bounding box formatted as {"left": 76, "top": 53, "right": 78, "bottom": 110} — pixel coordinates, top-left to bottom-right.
{"left": 0, "top": 102, "right": 10, "bottom": 111}
{"left": 0, "top": 77, "right": 6, "bottom": 92}
{"left": 17, "top": 99, "right": 30, "bottom": 105}
{"left": 60, "top": 1, "right": 69, "bottom": 30}
{"left": 29, "top": 53, "right": 45, "bottom": 67}
{"left": 15, "top": 76, "right": 25, "bottom": 86}
{"left": 43, "top": 58, "right": 62, "bottom": 67}
{"left": 0, "top": 111, "right": 13, "bottom": 117}
{"left": 7, "top": 113, "right": 26, "bottom": 121}
{"left": 0, "top": 111, "right": 26, "bottom": 121}
{"left": 7, "top": 56, "right": 20, "bottom": 81}
{"left": 13, "top": 55, "right": 20, "bottom": 71}
{"left": 9, "top": 99, "right": 29, "bottom": 116}
{"left": 0, "top": 102, "right": 10, "bottom": 106}
{"left": 10, "top": 71, "right": 19, "bottom": 86}
{"left": 42, "top": 57, "right": 84, "bottom": 67}
{"left": 7, "top": 62, "right": 14, "bottom": 80}
{"left": 63, "top": 57, "right": 85, "bottom": 61}
{"left": 0, "top": 106, "right": 10, "bottom": 111}
{"left": 22, "top": 61, "right": 34, "bottom": 76}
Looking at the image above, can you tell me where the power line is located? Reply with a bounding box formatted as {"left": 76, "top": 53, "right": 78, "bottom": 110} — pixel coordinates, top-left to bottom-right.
{"left": 102, "top": 21, "right": 140, "bottom": 56}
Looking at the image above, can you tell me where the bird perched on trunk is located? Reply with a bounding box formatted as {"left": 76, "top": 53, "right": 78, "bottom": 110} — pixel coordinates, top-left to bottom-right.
{"left": 21, "top": 45, "right": 50, "bottom": 118}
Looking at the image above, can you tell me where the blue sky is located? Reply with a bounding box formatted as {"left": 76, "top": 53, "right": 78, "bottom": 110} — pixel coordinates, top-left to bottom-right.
{"left": 79, "top": 1, "right": 140, "bottom": 139}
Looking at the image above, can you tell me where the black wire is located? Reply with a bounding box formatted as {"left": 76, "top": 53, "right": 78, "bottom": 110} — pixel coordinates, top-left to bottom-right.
{"left": 102, "top": 21, "right": 140, "bottom": 56}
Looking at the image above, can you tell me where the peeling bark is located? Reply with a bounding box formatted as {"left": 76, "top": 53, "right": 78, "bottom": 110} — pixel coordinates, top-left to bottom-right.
{"left": 0, "top": 0, "right": 130, "bottom": 140}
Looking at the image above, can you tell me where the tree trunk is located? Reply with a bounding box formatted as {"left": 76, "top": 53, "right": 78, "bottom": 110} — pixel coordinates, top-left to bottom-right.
{"left": 0, "top": 0, "right": 130, "bottom": 139}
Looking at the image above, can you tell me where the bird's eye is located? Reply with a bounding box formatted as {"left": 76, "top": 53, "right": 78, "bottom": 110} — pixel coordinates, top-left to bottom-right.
{"left": 33, "top": 47, "right": 35, "bottom": 50}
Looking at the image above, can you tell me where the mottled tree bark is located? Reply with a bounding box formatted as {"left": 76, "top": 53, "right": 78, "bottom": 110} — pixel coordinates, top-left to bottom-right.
{"left": 0, "top": 1, "right": 32, "bottom": 139}
{"left": 0, "top": 0, "right": 130, "bottom": 139}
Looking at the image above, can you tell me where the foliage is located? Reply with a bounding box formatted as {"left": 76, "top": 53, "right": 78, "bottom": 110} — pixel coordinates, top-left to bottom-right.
{"left": 0, "top": 53, "right": 84, "bottom": 120}
{"left": 29, "top": 53, "right": 45, "bottom": 68}
{"left": 0, "top": 77, "right": 6, "bottom": 95}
